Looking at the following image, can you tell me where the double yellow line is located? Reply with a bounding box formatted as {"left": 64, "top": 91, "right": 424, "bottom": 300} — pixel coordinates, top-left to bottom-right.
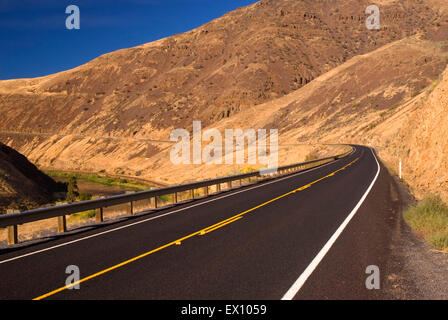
{"left": 33, "top": 155, "right": 360, "bottom": 300}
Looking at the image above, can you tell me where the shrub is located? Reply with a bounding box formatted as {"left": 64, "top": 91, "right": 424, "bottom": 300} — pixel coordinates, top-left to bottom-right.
{"left": 66, "top": 176, "right": 80, "bottom": 203}
{"left": 69, "top": 209, "right": 96, "bottom": 222}
{"left": 78, "top": 193, "right": 92, "bottom": 201}
{"left": 239, "top": 166, "right": 257, "bottom": 173}
{"left": 305, "top": 151, "right": 319, "bottom": 161}
{"left": 404, "top": 194, "right": 448, "bottom": 252}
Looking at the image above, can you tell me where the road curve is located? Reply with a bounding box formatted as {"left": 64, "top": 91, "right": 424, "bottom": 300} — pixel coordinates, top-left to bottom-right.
{"left": 0, "top": 145, "right": 400, "bottom": 300}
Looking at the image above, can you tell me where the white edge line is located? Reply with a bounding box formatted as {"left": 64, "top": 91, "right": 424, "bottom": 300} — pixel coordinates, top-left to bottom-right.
{"left": 281, "top": 147, "right": 380, "bottom": 300}
{"left": 0, "top": 155, "right": 348, "bottom": 265}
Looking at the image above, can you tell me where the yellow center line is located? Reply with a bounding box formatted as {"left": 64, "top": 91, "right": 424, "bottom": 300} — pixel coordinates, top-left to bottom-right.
{"left": 33, "top": 154, "right": 361, "bottom": 300}
{"left": 200, "top": 216, "right": 244, "bottom": 235}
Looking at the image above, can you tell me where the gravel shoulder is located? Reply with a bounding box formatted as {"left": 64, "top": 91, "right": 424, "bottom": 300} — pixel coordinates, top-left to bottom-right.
{"left": 386, "top": 175, "right": 448, "bottom": 299}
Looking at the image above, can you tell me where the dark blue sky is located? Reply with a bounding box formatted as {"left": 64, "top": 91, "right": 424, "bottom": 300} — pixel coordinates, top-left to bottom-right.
{"left": 0, "top": 0, "right": 258, "bottom": 80}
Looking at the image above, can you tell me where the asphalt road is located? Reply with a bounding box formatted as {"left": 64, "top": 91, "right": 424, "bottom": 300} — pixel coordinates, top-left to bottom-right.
{"left": 0, "top": 145, "right": 399, "bottom": 300}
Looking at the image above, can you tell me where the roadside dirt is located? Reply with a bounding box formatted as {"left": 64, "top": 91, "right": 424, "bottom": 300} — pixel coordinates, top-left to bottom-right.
{"left": 386, "top": 173, "right": 448, "bottom": 299}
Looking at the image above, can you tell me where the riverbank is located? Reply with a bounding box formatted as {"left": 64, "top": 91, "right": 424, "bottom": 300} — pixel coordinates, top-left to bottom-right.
{"left": 45, "top": 171, "right": 153, "bottom": 192}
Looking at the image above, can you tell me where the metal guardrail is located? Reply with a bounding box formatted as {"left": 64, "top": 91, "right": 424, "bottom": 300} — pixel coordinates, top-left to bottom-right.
{"left": 0, "top": 146, "right": 354, "bottom": 245}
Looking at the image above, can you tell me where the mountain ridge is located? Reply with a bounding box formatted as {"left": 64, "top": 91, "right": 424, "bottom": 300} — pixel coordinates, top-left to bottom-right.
{"left": 0, "top": 0, "right": 447, "bottom": 196}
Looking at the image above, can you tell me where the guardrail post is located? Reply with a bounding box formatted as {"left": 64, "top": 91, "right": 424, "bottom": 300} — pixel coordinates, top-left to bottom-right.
{"left": 173, "top": 192, "right": 178, "bottom": 204}
{"left": 127, "top": 201, "right": 134, "bottom": 215}
{"left": 58, "top": 216, "right": 67, "bottom": 233}
{"left": 7, "top": 225, "right": 18, "bottom": 245}
{"left": 5, "top": 209, "right": 19, "bottom": 245}
{"left": 190, "top": 189, "right": 194, "bottom": 200}
{"left": 96, "top": 207, "right": 104, "bottom": 222}
{"left": 227, "top": 181, "right": 232, "bottom": 189}
{"left": 216, "top": 183, "right": 221, "bottom": 192}
{"left": 154, "top": 197, "right": 158, "bottom": 209}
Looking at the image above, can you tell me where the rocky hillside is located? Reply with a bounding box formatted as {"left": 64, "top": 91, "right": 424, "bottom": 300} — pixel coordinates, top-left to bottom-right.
{"left": 0, "top": 0, "right": 441, "bottom": 136}
{"left": 0, "top": 0, "right": 447, "bottom": 188}
{"left": 371, "top": 64, "right": 448, "bottom": 201}
{"left": 227, "top": 34, "right": 448, "bottom": 201}
{"left": 0, "top": 143, "right": 60, "bottom": 212}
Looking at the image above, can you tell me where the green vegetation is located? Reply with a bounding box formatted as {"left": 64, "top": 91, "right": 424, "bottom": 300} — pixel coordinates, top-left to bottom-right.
{"left": 68, "top": 209, "right": 96, "bottom": 222}
{"left": 429, "top": 80, "right": 440, "bottom": 92}
{"left": 305, "top": 151, "right": 319, "bottom": 161}
{"left": 239, "top": 166, "right": 257, "bottom": 174}
{"left": 403, "top": 194, "right": 448, "bottom": 252}
{"left": 78, "top": 192, "right": 93, "bottom": 201}
{"left": 62, "top": 175, "right": 93, "bottom": 205}
{"left": 158, "top": 195, "right": 172, "bottom": 203}
{"left": 380, "top": 104, "right": 400, "bottom": 118}
{"left": 66, "top": 176, "right": 80, "bottom": 203}
{"left": 42, "top": 172, "right": 155, "bottom": 223}
{"left": 369, "top": 122, "right": 377, "bottom": 130}
{"left": 46, "top": 171, "right": 152, "bottom": 191}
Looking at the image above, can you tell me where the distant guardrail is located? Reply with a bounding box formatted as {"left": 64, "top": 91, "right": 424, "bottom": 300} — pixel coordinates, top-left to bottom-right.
{"left": 0, "top": 146, "right": 354, "bottom": 245}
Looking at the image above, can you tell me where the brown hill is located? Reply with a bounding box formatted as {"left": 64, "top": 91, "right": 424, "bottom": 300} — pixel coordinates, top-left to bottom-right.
{"left": 369, "top": 64, "right": 448, "bottom": 200}
{"left": 214, "top": 35, "right": 448, "bottom": 200}
{"left": 0, "top": 0, "right": 447, "bottom": 189}
{"left": 0, "top": 0, "right": 442, "bottom": 136}
{"left": 0, "top": 143, "right": 59, "bottom": 212}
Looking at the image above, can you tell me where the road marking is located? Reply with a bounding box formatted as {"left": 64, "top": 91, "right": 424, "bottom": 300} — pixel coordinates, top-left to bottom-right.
{"left": 281, "top": 148, "right": 380, "bottom": 300}
{"left": 200, "top": 217, "right": 243, "bottom": 235}
{"left": 33, "top": 156, "right": 360, "bottom": 300}
{"left": 297, "top": 184, "right": 311, "bottom": 191}
{"left": 0, "top": 154, "right": 350, "bottom": 265}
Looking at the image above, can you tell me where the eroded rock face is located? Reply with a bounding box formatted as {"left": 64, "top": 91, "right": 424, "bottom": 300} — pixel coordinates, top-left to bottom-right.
{"left": 0, "top": 0, "right": 447, "bottom": 186}
{"left": 0, "top": 0, "right": 442, "bottom": 134}
{"left": 385, "top": 65, "right": 448, "bottom": 200}
{"left": 0, "top": 143, "right": 58, "bottom": 212}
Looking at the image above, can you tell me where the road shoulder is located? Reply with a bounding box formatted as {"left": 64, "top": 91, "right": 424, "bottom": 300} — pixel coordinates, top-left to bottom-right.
{"left": 385, "top": 174, "right": 448, "bottom": 299}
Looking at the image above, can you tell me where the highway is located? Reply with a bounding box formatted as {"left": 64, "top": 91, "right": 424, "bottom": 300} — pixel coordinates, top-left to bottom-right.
{"left": 0, "top": 145, "right": 401, "bottom": 300}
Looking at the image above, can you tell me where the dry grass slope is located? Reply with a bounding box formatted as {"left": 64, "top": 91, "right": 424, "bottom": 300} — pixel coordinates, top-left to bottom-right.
{"left": 0, "top": 0, "right": 446, "bottom": 185}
